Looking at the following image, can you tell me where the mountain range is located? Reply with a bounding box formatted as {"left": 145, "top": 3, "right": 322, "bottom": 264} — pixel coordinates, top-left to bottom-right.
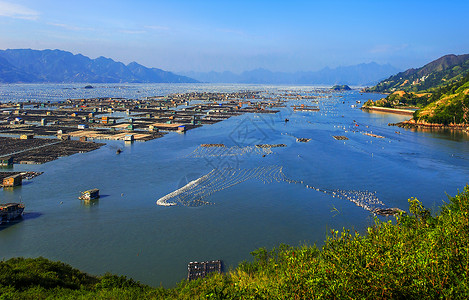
{"left": 183, "top": 63, "right": 400, "bottom": 86}
{"left": 0, "top": 49, "right": 400, "bottom": 85}
{"left": 0, "top": 49, "right": 198, "bottom": 83}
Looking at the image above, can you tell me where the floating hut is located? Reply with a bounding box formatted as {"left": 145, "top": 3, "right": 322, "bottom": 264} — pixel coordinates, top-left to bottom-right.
{"left": 0, "top": 157, "right": 14, "bottom": 167}
{"left": 177, "top": 125, "right": 186, "bottom": 133}
{"left": 79, "top": 189, "right": 100, "bottom": 200}
{"left": 3, "top": 174, "right": 22, "bottom": 187}
{"left": 20, "top": 134, "right": 34, "bottom": 140}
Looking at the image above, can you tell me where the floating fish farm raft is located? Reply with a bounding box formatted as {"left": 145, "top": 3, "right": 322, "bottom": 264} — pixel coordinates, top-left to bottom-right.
{"left": 0, "top": 136, "right": 104, "bottom": 164}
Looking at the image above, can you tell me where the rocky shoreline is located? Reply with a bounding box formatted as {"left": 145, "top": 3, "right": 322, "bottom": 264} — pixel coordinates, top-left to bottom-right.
{"left": 389, "top": 119, "right": 469, "bottom": 131}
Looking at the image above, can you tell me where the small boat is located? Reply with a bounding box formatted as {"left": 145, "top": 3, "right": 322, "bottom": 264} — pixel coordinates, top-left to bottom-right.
{"left": 79, "top": 189, "right": 100, "bottom": 200}
{"left": 0, "top": 203, "right": 25, "bottom": 224}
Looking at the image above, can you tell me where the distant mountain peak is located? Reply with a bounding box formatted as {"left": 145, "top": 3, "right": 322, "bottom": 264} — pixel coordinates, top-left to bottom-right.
{"left": 127, "top": 61, "right": 141, "bottom": 67}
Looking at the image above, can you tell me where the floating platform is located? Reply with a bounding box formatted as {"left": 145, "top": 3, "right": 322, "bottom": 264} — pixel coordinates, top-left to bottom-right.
{"left": 292, "top": 105, "right": 320, "bottom": 112}
{"left": 333, "top": 136, "right": 349, "bottom": 140}
{"left": 255, "top": 144, "right": 286, "bottom": 148}
{"left": 201, "top": 144, "right": 225, "bottom": 147}
{"left": 187, "top": 260, "right": 222, "bottom": 281}
{"left": 0, "top": 137, "right": 104, "bottom": 165}
{"left": 363, "top": 132, "right": 385, "bottom": 138}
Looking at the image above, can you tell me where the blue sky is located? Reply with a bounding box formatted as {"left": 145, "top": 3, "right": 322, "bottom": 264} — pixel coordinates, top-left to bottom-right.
{"left": 0, "top": 0, "right": 468, "bottom": 73}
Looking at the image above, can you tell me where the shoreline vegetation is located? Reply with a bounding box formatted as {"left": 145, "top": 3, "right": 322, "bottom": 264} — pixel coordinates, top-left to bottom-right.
{"left": 1, "top": 186, "right": 468, "bottom": 299}
{"left": 361, "top": 105, "right": 469, "bottom": 130}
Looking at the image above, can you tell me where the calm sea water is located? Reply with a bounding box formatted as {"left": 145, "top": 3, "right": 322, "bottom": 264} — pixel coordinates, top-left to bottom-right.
{"left": 1, "top": 83, "right": 469, "bottom": 287}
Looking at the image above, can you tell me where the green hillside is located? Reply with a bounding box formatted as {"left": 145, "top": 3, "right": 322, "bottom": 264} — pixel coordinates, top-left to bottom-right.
{"left": 363, "top": 71, "right": 469, "bottom": 125}
{"left": 2, "top": 186, "right": 469, "bottom": 299}
{"left": 363, "top": 54, "right": 469, "bottom": 126}
{"left": 413, "top": 72, "right": 469, "bottom": 125}
{"left": 365, "top": 54, "right": 469, "bottom": 93}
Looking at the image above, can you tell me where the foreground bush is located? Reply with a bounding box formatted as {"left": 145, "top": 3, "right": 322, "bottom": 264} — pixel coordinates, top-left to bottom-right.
{"left": 1, "top": 186, "right": 469, "bottom": 299}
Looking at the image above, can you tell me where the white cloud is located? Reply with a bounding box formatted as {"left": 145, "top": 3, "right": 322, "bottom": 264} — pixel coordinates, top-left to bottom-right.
{"left": 0, "top": 1, "right": 39, "bottom": 20}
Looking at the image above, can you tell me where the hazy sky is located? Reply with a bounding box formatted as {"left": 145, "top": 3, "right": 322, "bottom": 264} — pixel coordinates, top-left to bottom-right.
{"left": 1, "top": 0, "right": 468, "bottom": 73}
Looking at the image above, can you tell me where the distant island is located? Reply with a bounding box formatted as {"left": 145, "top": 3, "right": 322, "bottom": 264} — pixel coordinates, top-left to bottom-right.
{"left": 330, "top": 84, "right": 351, "bottom": 91}
{"left": 0, "top": 49, "right": 198, "bottom": 84}
{"left": 362, "top": 54, "right": 469, "bottom": 128}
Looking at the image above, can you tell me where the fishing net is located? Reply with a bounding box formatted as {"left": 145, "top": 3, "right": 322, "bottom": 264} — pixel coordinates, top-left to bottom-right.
{"left": 156, "top": 166, "right": 387, "bottom": 213}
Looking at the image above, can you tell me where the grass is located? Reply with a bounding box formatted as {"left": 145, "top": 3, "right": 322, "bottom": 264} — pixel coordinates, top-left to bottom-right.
{"left": 2, "top": 186, "right": 469, "bottom": 299}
